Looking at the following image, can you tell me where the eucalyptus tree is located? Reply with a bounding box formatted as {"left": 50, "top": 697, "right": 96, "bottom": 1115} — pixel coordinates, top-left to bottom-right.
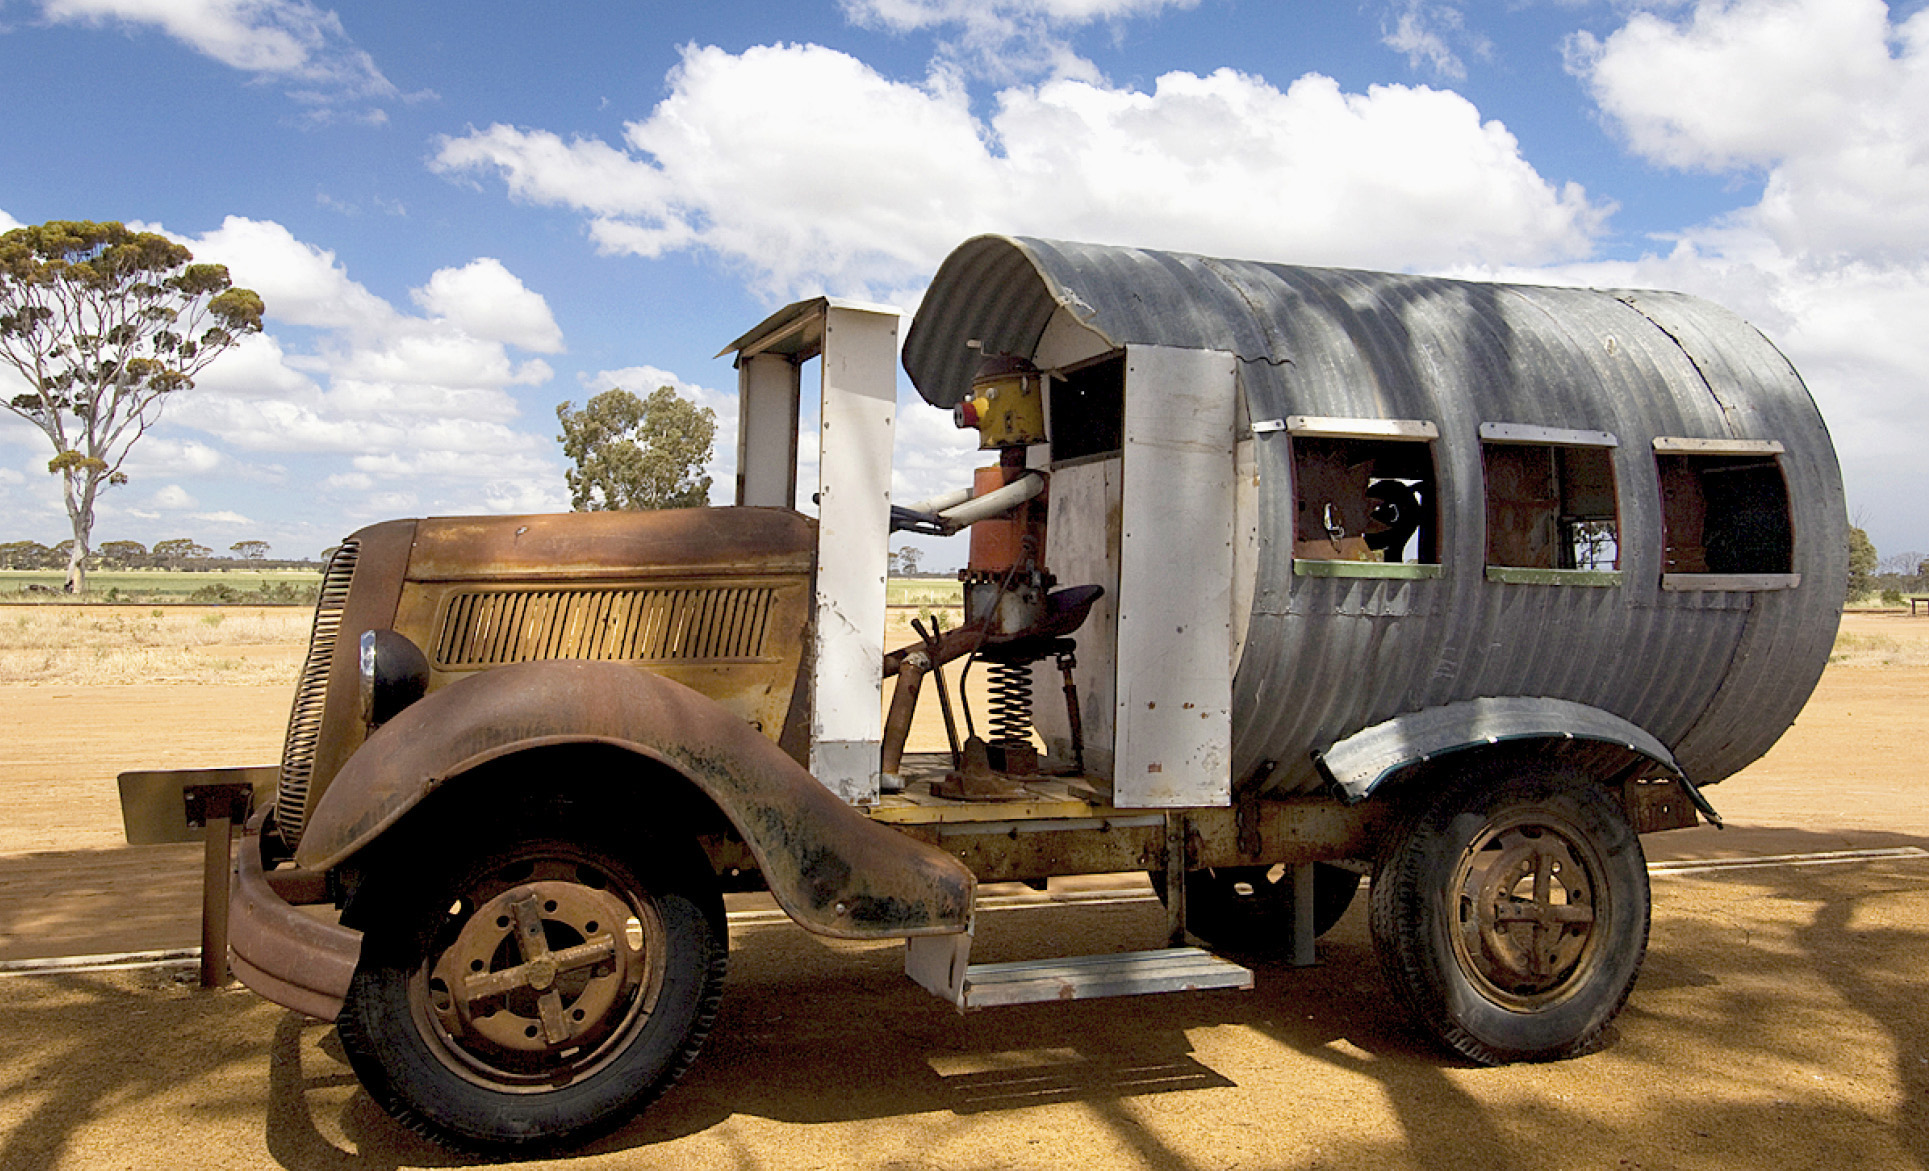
{"left": 0, "top": 221, "right": 264, "bottom": 592}
{"left": 556, "top": 385, "right": 716, "bottom": 511}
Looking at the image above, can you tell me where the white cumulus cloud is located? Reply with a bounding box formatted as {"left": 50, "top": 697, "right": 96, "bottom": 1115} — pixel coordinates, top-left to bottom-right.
{"left": 150, "top": 484, "right": 197, "bottom": 510}
{"left": 1380, "top": 2, "right": 1492, "bottom": 82}
{"left": 412, "top": 258, "right": 565, "bottom": 353}
{"left": 1511, "top": 0, "right": 1929, "bottom": 557}
{"left": 99, "top": 217, "right": 578, "bottom": 526}
{"left": 434, "top": 43, "right": 1606, "bottom": 301}
{"left": 1570, "top": 0, "right": 1929, "bottom": 261}
{"left": 123, "top": 438, "right": 224, "bottom": 479}
{"left": 192, "top": 509, "right": 253, "bottom": 527}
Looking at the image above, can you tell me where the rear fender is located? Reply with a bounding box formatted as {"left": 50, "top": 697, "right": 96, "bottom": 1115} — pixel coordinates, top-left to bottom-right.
{"left": 1313, "top": 696, "right": 1718, "bottom": 823}
{"left": 295, "top": 659, "right": 973, "bottom": 939}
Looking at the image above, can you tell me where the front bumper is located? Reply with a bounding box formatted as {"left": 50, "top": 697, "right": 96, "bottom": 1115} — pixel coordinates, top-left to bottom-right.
{"left": 230, "top": 812, "right": 362, "bottom": 1021}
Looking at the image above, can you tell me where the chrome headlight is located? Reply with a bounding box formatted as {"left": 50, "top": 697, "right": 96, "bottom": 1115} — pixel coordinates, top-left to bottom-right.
{"left": 359, "top": 629, "right": 429, "bottom": 730}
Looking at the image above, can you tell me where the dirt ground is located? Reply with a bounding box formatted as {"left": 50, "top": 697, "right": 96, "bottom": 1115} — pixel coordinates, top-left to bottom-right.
{"left": 1, "top": 611, "right": 1927, "bottom": 1168}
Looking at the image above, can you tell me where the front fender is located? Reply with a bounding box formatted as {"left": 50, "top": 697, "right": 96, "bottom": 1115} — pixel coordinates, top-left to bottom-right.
{"left": 296, "top": 660, "right": 973, "bottom": 939}
{"left": 1313, "top": 696, "right": 1683, "bottom": 803}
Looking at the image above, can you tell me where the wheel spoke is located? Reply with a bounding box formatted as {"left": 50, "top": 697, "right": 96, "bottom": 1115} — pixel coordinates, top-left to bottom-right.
{"left": 458, "top": 935, "right": 620, "bottom": 1006}
{"left": 1459, "top": 827, "right": 1603, "bottom": 998}
{"left": 536, "top": 989, "right": 569, "bottom": 1045}
{"left": 510, "top": 892, "right": 551, "bottom": 964}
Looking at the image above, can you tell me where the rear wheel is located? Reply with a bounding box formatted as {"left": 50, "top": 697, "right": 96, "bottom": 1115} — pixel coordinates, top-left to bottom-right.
{"left": 1369, "top": 764, "right": 1649, "bottom": 1064}
{"left": 337, "top": 823, "right": 726, "bottom": 1150}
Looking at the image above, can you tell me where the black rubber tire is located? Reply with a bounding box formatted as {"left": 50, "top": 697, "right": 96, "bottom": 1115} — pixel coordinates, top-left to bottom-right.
{"left": 337, "top": 821, "right": 726, "bottom": 1151}
{"left": 1369, "top": 764, "right": 1649, "bottom": 1065}
{"left": 1153, "top": 862, "right": 1362, "bottom": 951}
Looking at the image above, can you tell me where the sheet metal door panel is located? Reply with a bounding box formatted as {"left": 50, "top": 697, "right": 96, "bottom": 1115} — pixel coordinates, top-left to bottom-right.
{"left": 1114, "top": 345, "right": 1238, "bottom": 808}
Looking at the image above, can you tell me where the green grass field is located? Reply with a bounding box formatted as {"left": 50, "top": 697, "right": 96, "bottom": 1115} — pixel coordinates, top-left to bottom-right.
{"left": 0, "top": 567, "right": 323, "bottom": 604}
{"left": 886, "top": 578, "right": 963, "bottom": 608}
{"left": 3, "top": 569, "right": 957, "bottom": 607}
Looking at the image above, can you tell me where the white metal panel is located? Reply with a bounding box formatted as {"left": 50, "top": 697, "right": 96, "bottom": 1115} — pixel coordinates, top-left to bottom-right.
{"left": 1283, "top": 416, "right": 1438, "bottom": 440}
{"left": 1662, "top": 573, "right": 1801, "bottom": 591}
{"left": 1231, "top": 436, "right": 1258, "bottom": 669}
{"left": 736, "top": 353, "right": 800, "bottom": 507}
{"left": 1652, "top": 436, "right": 1786, "bottom": 455}
{"left": 1033, "top": 457, "right": 1121, "bottom": 777}
{"left": 811, "top": 304, "right": 900, "bottom": 804}
{"left": 905, "top": 930, "right": 973, "bottom": 1006}
{"left": 1479, "top": 422, "right": 1619, "bottom": 447}
{"left": 1114, "top": 346, "right": 1237, "bottom": 808}
{"left": 954, "top": 948, "right": 1251, "bottom": 1008}
{"left": 1035, "top": 306, "right": 1112, "bottom": 368}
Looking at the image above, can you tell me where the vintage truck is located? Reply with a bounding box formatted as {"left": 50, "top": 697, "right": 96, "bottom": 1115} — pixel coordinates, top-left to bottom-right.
{"left": 121, "top": 235, "right": 1845, "bottom": 1150}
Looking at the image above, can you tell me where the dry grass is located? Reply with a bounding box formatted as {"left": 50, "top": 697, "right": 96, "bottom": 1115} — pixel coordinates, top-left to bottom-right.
{"left": 4, "top": 602, "right": 1919, "bottom": 683}
{"left": 1828, "top": 629, "right": 1929, "bottom": 668}
{"left": 0, "top": 606, "right": 309, "bottom": 685}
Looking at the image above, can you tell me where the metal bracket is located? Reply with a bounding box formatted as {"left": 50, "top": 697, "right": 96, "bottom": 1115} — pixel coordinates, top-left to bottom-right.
{"left": 1235, "top": 766, "right": 1271, "bottom": 858}
{"left": 1163, "top": 813, "right": 1189, "bottom": 946}
{"left": 183, "top": 781, "right": 253, "bottom": 990}
{"left": 182, "top": 781, "right": 254, "bottom": 830}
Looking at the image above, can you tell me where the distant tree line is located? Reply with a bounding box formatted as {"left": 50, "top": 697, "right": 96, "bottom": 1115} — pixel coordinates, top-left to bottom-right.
{"left": 0, "top": 537, "right": 321, "bottom": 571}
{"left": 1847, "top": 527, "right": 1929, "bottom": 604}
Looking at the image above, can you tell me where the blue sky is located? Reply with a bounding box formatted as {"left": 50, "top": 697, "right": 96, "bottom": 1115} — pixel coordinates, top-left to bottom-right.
{"left": 2, "top": 0, "right": 1927, "bottom": 567}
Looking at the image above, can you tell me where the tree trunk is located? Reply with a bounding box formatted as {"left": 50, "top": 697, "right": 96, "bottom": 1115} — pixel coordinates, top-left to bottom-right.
{"left": 64, "top": 542, "right": 86, "bottom": 595}
{"left": 61, "top": 472, "right": 94, "bottom": 596}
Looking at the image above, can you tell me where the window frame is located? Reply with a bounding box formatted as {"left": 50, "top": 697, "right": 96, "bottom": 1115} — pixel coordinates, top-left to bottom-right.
{"left": 1283, "top": 416, "right": 1443, "bottom": 581}
{"left": 1652, "top": 437, "right": 1800, "bottom": 592}
{"left": 1477, "top": 422, "right": 1624, "bottom": 588}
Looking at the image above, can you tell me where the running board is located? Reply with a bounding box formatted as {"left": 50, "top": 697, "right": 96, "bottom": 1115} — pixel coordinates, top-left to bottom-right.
{"left": 906, "top": 933, "right": 1252, "bottom": 1010}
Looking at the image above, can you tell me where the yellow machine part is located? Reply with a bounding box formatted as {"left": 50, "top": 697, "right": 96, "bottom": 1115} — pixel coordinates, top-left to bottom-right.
{"left": 969, "top": 371, "right": 1047, "bottom": 450}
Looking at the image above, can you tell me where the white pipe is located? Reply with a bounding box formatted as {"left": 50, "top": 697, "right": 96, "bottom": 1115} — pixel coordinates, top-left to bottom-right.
{"left": 903, "top": 485, "right": 974, "bottom": 516}
{"left": 938, "top": 471, "right": 1045, "bottom": 528}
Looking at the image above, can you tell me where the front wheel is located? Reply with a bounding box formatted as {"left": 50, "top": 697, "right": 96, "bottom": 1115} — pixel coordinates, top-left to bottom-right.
{"left": 337, "top": 823, "right": 726, "bottom": 1150}
{"left": 1369, "top": 764, "right": 1649, "bottom": 1064}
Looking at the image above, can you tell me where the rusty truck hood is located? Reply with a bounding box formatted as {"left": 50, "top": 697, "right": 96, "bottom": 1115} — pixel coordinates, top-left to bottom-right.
{"left": 405, "top": 507, "right": 815, "bottom": 582}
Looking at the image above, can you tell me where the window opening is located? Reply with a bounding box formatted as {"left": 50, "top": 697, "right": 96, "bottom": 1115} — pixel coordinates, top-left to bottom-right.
{"left": 1482, "top": 443, "right": 1620, "bottom": 571}
{"left": 1291, "top": 436, "right": 1438, "bottom": 565}
{"left": 1657, "top": 452, "right": 1793, "bottom": 575}
{"left": 1047, "top": 352, "right": 1124, "bottom": 463}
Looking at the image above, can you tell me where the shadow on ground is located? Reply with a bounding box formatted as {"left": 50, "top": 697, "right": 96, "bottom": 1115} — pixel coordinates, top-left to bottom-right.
{"left": 2, "top": 828, "right": 1925, "bottom": 1170}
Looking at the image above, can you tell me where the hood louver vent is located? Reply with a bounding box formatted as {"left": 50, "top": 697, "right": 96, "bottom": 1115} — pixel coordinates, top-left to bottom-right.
{"left": 435, "top": 585, "right": 778, "bottom": 668}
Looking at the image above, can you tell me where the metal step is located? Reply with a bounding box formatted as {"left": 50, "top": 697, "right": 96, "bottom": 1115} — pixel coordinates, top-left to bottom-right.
{"left": 907, "top": 933, "right": 1252, "bottom": 1009}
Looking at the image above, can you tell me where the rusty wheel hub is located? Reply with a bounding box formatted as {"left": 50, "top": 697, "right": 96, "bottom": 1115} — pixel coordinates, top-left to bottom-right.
{"left": 1450, "top": 819, "right": 1604, "bottom": 1007}
{"left": 415, "top": 860, "right": 667, "bottom": 1088}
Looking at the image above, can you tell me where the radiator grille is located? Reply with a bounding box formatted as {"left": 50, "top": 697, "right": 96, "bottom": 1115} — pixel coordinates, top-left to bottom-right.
{"left": 435, "top": 585, "right": 777, "bottom": 668}
{"left": 275, "top": 540, "right": 359, "bottom": 845}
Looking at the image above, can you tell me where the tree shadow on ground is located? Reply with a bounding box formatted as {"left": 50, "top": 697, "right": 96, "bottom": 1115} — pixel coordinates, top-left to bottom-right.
{"left": 7, "top": 830, "right": 1926, "bottom": 1171}
{"left": 255, "top": 832, "right": 1929, "bottom": 1170}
